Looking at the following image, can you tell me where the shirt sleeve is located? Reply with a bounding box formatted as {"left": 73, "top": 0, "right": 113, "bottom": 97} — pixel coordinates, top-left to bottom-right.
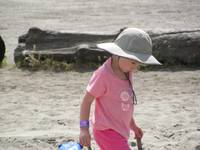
{"left": 86, "top": 69, "right": 106, "bottom": 98}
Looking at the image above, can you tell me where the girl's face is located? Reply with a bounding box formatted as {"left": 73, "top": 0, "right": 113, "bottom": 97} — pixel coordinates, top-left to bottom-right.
{"left": 118, "top": 57, "right": 139, "bottom": 73}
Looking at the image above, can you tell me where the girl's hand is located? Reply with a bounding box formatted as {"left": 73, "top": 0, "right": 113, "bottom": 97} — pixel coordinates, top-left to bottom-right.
{"left": 132, "top": 125, "right": 143, "bottom": 139}
{"left": 79, "top": 128, "right": 91, "bottom": 147}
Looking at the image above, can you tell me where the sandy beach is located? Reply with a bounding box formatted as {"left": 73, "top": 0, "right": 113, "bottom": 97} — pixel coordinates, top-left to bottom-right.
{"left": 0, "top": 0, "right": 200, "bottom": 149}
{"left": 0, "top": 67, "right": 200, "bottom": 150}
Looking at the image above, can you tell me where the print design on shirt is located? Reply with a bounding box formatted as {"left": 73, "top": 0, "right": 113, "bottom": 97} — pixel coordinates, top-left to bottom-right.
{"left": 120, "top": 89, "right": 133, "bottom": 111}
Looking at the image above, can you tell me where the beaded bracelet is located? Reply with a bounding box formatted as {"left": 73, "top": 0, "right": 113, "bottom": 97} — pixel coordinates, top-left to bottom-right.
{"left": 80, "top": 120, "right": 89, "bottom": 128}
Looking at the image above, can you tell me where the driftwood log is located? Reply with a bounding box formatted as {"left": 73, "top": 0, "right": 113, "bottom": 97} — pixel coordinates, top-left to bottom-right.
{"left": 0, "top": 35, "right": 5, "bottom": 64}
{"left": 14, "top": 27, "right": 200, "bottom": 67}
{"left": 151, "top": 30, "right": 200, "bottom": 66}
{"left": 14, "top": 27, "right": 115, "bottom": 66}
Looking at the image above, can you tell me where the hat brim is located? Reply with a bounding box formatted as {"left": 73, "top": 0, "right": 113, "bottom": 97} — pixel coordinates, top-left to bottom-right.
{"left": 97, "top": 43, "right": 161, "bottom": 65}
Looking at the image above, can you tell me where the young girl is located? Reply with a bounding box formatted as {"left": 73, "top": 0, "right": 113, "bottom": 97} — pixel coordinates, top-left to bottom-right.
{"left": 79, "top": 28, "right": 161, "bottom": 150}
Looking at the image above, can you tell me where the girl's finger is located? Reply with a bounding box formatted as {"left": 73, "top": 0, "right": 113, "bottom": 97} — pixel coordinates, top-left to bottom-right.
{"left": 85, "top": 136, "right": 91, "bottom": 147}
{"left": 139, "top": 128, "right": 143, "bottom": 138}
{"left": 81, "top": 137, "right": 86, "bottom": 146}
{"left": 135, "top": 130, "right": 142, "bottom": 139}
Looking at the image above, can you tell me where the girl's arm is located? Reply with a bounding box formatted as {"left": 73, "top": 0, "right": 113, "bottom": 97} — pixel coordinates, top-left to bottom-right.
{"left": 130, "top": 117, "right": 143, "bottom": 139}
{"left": 79, "top": 92, "right": 95, "bottom": 147}
{"left": 80, "top": 91, "right": 94, "bottom": 120}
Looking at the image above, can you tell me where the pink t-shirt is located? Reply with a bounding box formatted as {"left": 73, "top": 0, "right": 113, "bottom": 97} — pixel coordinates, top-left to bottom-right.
{"left": 86, "top": 58, "right": 134, "bottom": 139}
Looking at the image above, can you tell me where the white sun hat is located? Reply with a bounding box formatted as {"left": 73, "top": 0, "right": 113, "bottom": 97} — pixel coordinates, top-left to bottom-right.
{"left": 97, "top": 28, "right": 161, "bottom": 65}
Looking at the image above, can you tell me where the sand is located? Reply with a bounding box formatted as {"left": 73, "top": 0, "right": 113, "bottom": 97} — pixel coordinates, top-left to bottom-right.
{"left": 0, "top": 67, "right": 200, "bottom": 150}
{"left": 0, "top": 0, "right": 200, "bottom": 149}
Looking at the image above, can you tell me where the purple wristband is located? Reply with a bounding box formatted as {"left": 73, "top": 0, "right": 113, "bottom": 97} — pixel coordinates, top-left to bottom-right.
{"left": 80, "top": 120, "right": 89, "bottom": 128}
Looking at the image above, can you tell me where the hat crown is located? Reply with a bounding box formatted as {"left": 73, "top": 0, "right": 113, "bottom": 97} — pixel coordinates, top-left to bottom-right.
{"left": 115, "top": 28, "right": 152, "bottom": 55}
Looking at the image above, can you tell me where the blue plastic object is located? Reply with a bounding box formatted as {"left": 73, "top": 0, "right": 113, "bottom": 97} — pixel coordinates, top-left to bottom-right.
{"left": 58, "top": 141, "right": 83, "bottom": 150}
